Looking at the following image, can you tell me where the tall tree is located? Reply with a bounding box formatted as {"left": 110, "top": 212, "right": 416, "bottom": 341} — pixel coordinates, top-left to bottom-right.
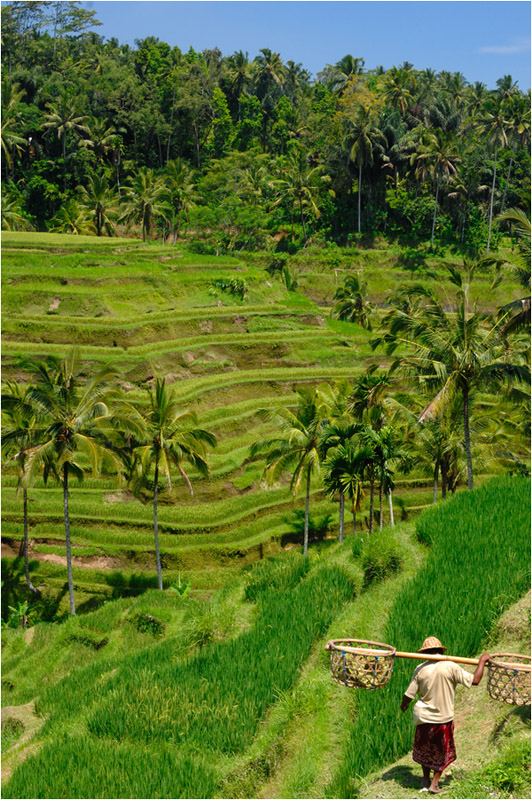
{"left": 121, "top": 167, "right": 168, "bottom": 242}
{"left": 478, "top": 100, "right": 509, "bottom": 252}
{"left": 1, "top": 382, "right": 44, "bottom": 595}
{"left": 375, "top": 263, "right": 530, "bottom": 489}
{"left": 130, "top": 377, "right": 216, "bottom": 590}
{"left": 251, "top": 387, "right": 324, "bottom": 556}
{"left": 20, "top": 351, "right": 120, "bottom": 615}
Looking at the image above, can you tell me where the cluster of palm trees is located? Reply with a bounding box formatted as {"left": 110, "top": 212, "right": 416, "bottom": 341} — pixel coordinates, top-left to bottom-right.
{"left": 251, "top": 254, "right": 529, "bottom": 553}
{"left": 2, "top": 353, "right": 216, "bottom": 615}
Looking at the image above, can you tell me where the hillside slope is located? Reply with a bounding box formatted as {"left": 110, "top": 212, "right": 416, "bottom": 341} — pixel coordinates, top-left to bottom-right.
{"left": 2, "top": 232, "right": 527, "bottom": 614}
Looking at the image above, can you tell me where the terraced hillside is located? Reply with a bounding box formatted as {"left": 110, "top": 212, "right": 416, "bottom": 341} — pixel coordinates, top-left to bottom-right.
{"left": 2, "top": 479, "right": 530, "bottom": 799}
{"left": 1, "top": 232, "right": 526, "bottom": 612}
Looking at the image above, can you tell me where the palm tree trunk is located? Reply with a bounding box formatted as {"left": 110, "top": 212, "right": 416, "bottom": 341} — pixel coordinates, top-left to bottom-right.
{"left": 299, "top": 197, "right": 307, "bottom": 242}
{"left": 352, "top": 505, "right": 357, "bottom": 536}
{"left": 430, "top": 175, "right": 441, "bottom": 249}
{"left": 487, "top": 145, "right": 498, "bottom": 253}
{"left": 358, "top": 164, "right": 362, "bottom": 234}
{"left": 433, "top": 462, "right": 439, "bottom": 503}
{"left": 338, "top": 493, "right": 344, "bottom": 543}
{"left": 388, "top": 488, "right": 395, "bottom": 527}
{"left": 23, "top": 487, "right": 37, "bottom": 594}
{"left": 369, "top": 472, "right": 375, "bottom": 534}
{"left": 441, "top": 458, "right": 448, "bottom": 500}
{"left": 303, "top": 467, "right": 311, "bottom": 557}
{"left": 153, "top": 463, "right": 163, "bottom": 590}
{"left": 500, "top": 141, "right": 515, "bottom": 214}
{"left": 462, "top": 385, "right": 474, "bottom": 490}
{"left": 378, "top": 477, "right": 383, "bottom": 530}
{"left": 63, "top": 465, "right": 75, "bottom": 615}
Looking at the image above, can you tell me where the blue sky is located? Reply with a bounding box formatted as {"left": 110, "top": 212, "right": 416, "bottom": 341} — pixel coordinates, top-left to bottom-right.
{"left": 83, "top": 1, "right": 531, "bottom": 89}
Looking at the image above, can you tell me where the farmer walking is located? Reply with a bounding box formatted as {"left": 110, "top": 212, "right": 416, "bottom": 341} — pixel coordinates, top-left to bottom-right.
{"left": 400, "top": 636, "right": 491, "bottom": 794}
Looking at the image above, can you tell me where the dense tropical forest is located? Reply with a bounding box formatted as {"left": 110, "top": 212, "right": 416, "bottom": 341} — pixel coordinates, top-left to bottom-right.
{"left": 2, "top": 3, "right": 531, "bottom": 799}
{"left": 1, "top": 0, "right": 530, "bottom": 249}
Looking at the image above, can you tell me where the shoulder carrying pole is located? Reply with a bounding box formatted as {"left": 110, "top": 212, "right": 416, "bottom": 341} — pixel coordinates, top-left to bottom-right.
{"left": 329, "top": 643, "right": 531, "bottom": 672}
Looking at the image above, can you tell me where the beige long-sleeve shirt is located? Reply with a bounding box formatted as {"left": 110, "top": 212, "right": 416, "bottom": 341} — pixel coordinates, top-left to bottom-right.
{"left": 404, "top": 660, "right": 474, "bottom": 724}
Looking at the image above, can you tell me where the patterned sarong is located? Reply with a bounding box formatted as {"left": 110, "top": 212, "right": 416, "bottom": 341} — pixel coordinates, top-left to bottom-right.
{"left": 412, "top": 721, "right": 456, "bottom": 772}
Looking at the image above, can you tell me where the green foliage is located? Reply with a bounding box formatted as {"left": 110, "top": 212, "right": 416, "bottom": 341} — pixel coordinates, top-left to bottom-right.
{"left": 125, "top": 611, "right": 165, "bottom": 637}
{"left": 330, "top": 477, "right": 531, "bottom": 797}
{"left": 211, "top": 277, "right": 248, "bottom": 300}
{"left": 358, "top": 530, "right": 404, "bottom": 586}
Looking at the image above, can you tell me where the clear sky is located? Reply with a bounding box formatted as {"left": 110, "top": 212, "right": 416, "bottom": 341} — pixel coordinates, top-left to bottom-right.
{"left": 82, "top": 1, "right": 531, "bottom": 90}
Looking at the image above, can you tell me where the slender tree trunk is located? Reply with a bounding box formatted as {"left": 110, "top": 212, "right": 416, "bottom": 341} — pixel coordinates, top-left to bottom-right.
{"left": 63, "top": 465, "right": 75, "bottom": 615}
{"left": 303, "top": 467, "right": 311, "bottom": 557}
{"left": 299, "top": 197, "right": 307, "bottom": 242}
{"left": 369, "top": 472, "right": 375, "bottom": 534}
{"left": 353, "top": 505, "right": 357, "bottom": 536}
{"left": 378, "top": 477, "right": 383, "bottom": 530}
{"left": 23, "top": 487, "right": 37, "bottom": 594}
{"left": 500, "top": 141, "right": 515, "bottom": 214}
{"left": 153, "top": 462, "right": 163, "bottom": 590}
{"left": 430, "top": 175, "right": 441, "bottom": 249}
{"left": 388, "top": 488, "right": 395, "bottom": 527}
{"left": 433, "top": 462, "right": 439, "bottom": 503}
{"left": 194, "top": 122, "right": 201, "bottom": 169}
{"left": 358, "top": 164, "right": 362, "bottom": 234}
{"left": 338, "top": 493, "right": 344, "bottom": 543}
{"left": 487, "top": 145, "right": 498, "bottom": 253}
{"left": 462, "top": 384, "right": 474, "bottom": 490}
{"left": 441, "top": 457, "right": 448, "bottom": 500}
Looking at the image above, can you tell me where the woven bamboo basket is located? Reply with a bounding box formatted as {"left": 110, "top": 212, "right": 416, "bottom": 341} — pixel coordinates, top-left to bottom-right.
{"left": 487, "top": 653, "right": 531, "bottom": 706}
{"left": 325, "top": 638, "right": 396, "bottom": 689}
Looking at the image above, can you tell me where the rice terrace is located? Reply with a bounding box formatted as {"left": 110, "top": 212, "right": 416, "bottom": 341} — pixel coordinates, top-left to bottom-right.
{"left": 1, "top": 2, "right": 531, "bottom": 799}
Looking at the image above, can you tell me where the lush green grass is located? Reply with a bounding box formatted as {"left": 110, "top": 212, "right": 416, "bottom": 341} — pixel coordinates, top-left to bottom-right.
{"left": 328, "top": 477, "right": 531, "bottom": 798}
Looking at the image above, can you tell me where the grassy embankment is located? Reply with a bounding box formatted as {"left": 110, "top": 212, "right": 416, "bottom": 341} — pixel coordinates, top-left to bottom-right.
{"left": 1, "top": 478, "right": 529, "bottom": 798}
{"left": 2, "top": 231, "right": 527, "bottom": 612}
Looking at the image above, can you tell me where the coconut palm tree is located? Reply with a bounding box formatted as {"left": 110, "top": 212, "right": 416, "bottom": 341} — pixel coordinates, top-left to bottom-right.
{"left": 78, "top": 173, "right": 118, "bottom": 237}
{"left": 43, "top": 91, "right": 90, "bottom": 191}
{"left": 274, "top": 148, "right": 331, "bottom": 243}
{"left": 1, "top": 382, "right": 45, "bottom": 595}
{"left": 410, "top": 128, "right": 461, "bottom": 248}
{"left": 495, "top": 208, "right": 530, "bottom": 334}
{"left": 1, "top": 79, "right": 26, "bottom": 178}
{"left": 346, "top": 106, "right": 385, "bottom": 233}
{"left": 379, "top": 66, "right": 417, "bottom": 117}
{"left": 19, "top": 351, "right": 120, "bottom": 615}
{"left": 322, "top": 442, "right": 367, "bottom": 540}
{"left": 319, "top": 420, "right": 360, "bottom": 541}
{"left": 131, "top": 378, "right": 216, "bottom": 590}
{"left": 477, "top": 101, "right": 510, "bottom": 252}
{"left": 48, "top": 200, "right": 95, "bottom": 235}
{"left": 251, "top": 387, "right": 325, "bottom": 556}
{"left": 332, "top": 273, "right": 373, "bottom": 330}
{"left": 375, "top": 262, "right": 530, "bottom": 489}
{"left": 165, "top": 158, "right": 198, "bottom": 244}
{"left": 120, "top": 167, "right": 169, "bottom": 242}
{"left": 499, "top": 93, "right": 530, "bottom": 213}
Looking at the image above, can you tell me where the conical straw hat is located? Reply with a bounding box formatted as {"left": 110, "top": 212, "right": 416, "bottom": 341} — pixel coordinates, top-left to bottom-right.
{"left": 419, "top": 636, "right": 447, "bottom": 652}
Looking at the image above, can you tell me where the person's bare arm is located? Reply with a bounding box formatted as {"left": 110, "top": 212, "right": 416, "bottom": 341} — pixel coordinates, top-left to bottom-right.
{"left": 400, "top": 694, "right": 413, "bottom": 712}
{"left": 472, "top": 653, "right": 491, "bottom": 685}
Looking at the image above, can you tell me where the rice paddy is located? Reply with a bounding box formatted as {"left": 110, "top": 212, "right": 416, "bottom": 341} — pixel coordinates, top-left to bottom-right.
{"left": 2, "top": 233, "right": 529, "bottom": 798}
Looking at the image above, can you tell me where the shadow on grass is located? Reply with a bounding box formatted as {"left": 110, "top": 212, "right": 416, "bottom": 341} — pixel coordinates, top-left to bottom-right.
{"left": 379, "top": 763, "right": 455, "bottom": 791}
{"left": 104, "top": 570, "right": 159, "bottom": 599}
